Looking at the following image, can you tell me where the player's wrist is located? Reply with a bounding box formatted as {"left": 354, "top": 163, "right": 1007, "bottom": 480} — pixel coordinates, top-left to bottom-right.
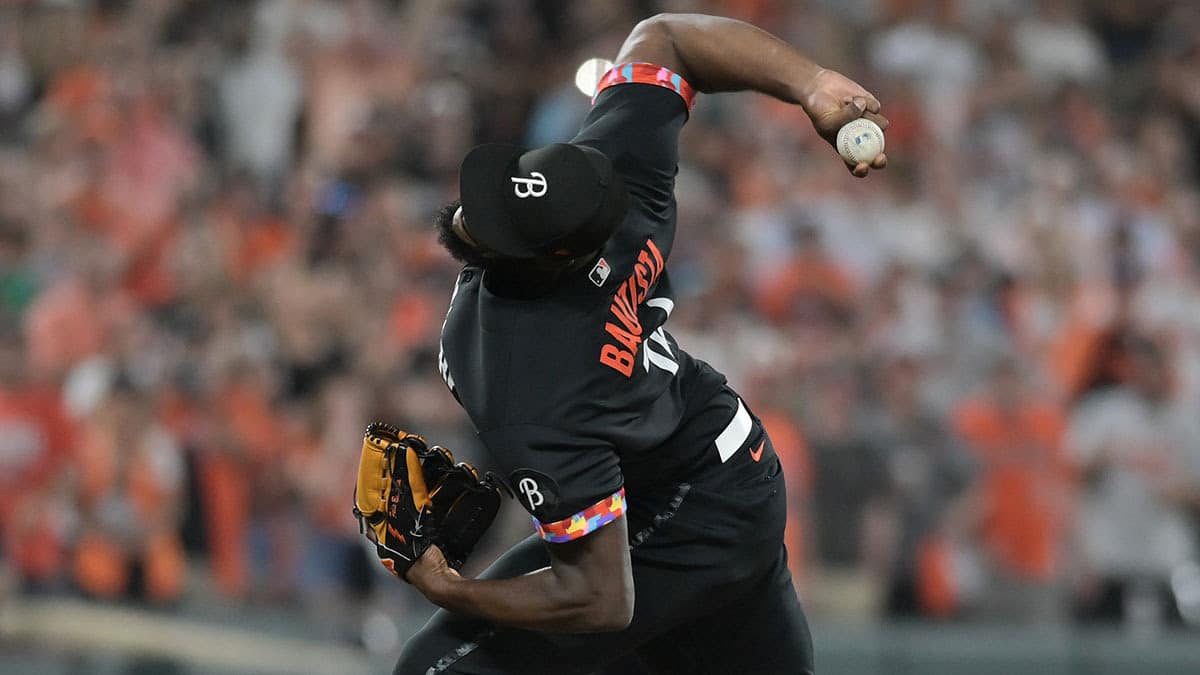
{"left": 406, "top": 546, "right": 459, "bottom": 598}
{"left": 409, "top": 567, "right": 447, "bottom": 600}
{"left": 794, "top": 67, "right": 829, "bottom": 112}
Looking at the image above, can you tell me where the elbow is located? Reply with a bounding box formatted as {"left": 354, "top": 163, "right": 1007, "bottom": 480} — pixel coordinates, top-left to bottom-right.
{"left": 627, "top": 14, "right": 678, "bottom": 55}
{"left": 592, "top": 562, "right": 635, "bottom": 630}
{"left": 554, "top": 574, "right": 634, "bottom": 633}
{"left": 610, "top": 600, "right": 636, "bottom": 631}
{"left": 632, "top": 13, "right": 676, "bottom": 39}
{"left": 626, "top": 14, "right": 703, "bottom": 93}
{"left": 575, "top": 588, "right": 634, "bottom": 633}
{"left": 591, "top": 584, "right": 635, "bottom": 632}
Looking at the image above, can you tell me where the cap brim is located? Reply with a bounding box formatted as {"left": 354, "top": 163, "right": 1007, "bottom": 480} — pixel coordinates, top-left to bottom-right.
{"left": 459, "top": 143, "right": 536, "bottom": 259}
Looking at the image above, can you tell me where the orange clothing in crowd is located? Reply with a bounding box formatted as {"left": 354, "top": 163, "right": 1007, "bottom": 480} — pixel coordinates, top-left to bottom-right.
{"left": 72, "top": 531, "right": 183, "bottom": 603}
{"left": 232, "top": 217, "right": 294, "bottom": 283}
{"left": 756, "top": 254, "right": 857, "bottom": 323}
{"left": 0, "top": 387, "right": 74, "bottom": 530}
{"left": 220, "top": 380, "right": 281, "bottom": 464}
{"left": 200, "top": 452, "right": 250, "bottom": 599}
{"left": 916, "top": 535, "right": 958, "bottom": 617}
{"left": 72, "top": 406, "right": 188, "bottom": 603}
{"left": 390, "top": 290, "right": 437, "bottom": 350}
{"left": 1049, "top": 319, "right": 1105, "bottom": 401}
{"left": 212, "top": 197, "right": 296, "bottom": 285}
{"left": 197, "top": 383, "right": 275, "bottom": 599}
{"left": 0, "top": 386, "right": 73, "bottom": 585}
{"left": 954, "top": 399, "right": 1073, "bottom": 581}
{"left": 45, "top": 65, "right": 121, "bottom": 143}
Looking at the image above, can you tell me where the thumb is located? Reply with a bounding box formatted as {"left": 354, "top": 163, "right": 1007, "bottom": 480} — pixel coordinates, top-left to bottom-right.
{"left": 817, "top": 97, "right": 867, "bottom": 139}
{"left": 837, "top": 96, "right": 868, "bottom": 124}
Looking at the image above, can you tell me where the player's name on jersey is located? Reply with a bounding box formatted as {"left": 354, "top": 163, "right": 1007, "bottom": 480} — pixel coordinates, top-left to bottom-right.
{"left": 600, "top": 238, "right": 666, "bottom": 377}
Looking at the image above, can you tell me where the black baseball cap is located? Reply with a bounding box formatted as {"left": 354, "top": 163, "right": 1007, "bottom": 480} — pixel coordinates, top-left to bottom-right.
{"left": 458, "top": 143, "right": 629, "bottom": 260}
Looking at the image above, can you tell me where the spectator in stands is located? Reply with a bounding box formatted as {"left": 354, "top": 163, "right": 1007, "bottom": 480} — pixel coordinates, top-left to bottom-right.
{"left": 1069, "top": 334, "right": 1200, "bottom": 626}
{"left": 954, "top": 357, "right": 1073, "bottom": 622}
{"left": 867, "top": 355, "right": 976, "bottom": 619}
{"left": 73, "top": 382, "right": 186, "bottom": 604}
{"left": 803, "top": 364, "right": 892, "bottom": 620}
{"left": 0, "top": 330, "right": 76, "bottom": 591}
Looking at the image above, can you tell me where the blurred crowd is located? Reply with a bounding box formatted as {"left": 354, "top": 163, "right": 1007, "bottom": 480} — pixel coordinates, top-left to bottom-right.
{"left": 2, "top": 0, "right": 1200, "bottom": 637}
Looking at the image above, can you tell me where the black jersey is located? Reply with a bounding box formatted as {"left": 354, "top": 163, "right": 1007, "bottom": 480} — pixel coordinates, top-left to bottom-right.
{"left": 438, "top": 64, "right": 742, "bottom": 543}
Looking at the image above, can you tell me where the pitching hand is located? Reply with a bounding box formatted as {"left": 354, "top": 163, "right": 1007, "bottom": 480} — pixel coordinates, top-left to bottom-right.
{"left": 800, "top": 68, "right": 889, "bottom": 177}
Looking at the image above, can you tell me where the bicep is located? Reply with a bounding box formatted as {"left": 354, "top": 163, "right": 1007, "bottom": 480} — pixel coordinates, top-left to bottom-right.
{"left": 479, "top": 424, "right": 635, "bottom": 625}
{"left": 546, "top": 513, "right": 631, "bottom": 576}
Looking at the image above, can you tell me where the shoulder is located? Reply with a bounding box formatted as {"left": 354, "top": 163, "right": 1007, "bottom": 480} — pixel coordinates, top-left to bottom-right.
{"left": 572, "top": 61, "right": 696, "bottom": 152}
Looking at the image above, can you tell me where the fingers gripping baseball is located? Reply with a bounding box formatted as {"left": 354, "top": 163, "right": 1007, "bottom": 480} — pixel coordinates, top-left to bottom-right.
{"left": 801, "top": 69, "right": 889, "bottom": 177}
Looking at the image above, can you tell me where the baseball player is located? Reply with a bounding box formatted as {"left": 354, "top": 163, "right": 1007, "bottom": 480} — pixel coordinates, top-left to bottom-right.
{"left": 384, "top": 12, "right": 886, "bottom": 674}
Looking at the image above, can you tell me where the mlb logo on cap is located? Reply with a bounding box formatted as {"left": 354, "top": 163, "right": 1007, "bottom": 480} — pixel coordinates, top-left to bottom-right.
{"left": 589, "top": 257, "right": 611, "bottom": 287}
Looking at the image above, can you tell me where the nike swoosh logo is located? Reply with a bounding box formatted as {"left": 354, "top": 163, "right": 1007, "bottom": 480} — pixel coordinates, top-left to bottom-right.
{"left": 749, "top": 440, "right": 765, "bottom": 463}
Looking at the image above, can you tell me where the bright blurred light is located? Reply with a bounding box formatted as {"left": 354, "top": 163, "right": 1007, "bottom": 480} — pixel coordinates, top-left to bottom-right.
{"left": 361, "top": 609, "right": 401, "bottom": 654}
{"left": 574, "top": 58, "right": 614, "bottom": 96}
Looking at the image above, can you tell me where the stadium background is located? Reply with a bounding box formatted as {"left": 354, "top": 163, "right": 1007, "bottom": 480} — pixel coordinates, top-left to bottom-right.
{"left": 1, "top": 0, "right": 1199, "bottom": 673}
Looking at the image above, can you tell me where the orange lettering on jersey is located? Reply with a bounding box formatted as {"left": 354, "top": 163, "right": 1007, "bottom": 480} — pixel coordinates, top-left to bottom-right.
{"left": 611, "top": 289, "right": 640, "bottom": 334}
{"left": 605, "top": 321, "right": 641, "bottom": 353}
{"left": 634, "top": 260, "right": 650, "bottom": 298}
{"left": 600, "top": 344, "right": 635, "bottom": 377}
{"left": 598, "top": 238, "right": 667, "bottom": 377}
{"left": 616, "top": 275, "right": 637, "bottom": 309}
{"left": 646, "top": 239, "right": 665, "bottom": 274}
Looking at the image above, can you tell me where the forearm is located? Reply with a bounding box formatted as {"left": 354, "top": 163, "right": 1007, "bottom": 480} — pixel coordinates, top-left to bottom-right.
{"left": 617, "top": 13, "right": 888, "bottom": 176}
{"left": 623, "top": 13, "right": 823, "bottom": 103}
{"left": 419, "top": 565, "right": 626, "bottom": 634}
{"left": 407, "top": 518, "right": 635, "bottom": 634}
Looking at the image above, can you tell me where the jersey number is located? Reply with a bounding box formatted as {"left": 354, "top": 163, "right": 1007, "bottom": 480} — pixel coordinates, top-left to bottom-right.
{"left": 640, "top": 297, "right": 678, "bottom": 375}
{"left": 642, "top": 326, "right": 678, "bottom": 375}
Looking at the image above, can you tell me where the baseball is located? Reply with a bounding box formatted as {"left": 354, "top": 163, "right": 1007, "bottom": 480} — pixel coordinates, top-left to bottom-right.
{"left": 836, "top": 118, "right": 885, "bottom": 165}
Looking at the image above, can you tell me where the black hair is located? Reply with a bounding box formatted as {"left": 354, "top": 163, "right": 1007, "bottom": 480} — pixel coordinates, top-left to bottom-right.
{"left": 434, "top": 199, "right": 487, "bottom": 267}
{"left": 434, "top": 198, "right": 603, "bottom": 298}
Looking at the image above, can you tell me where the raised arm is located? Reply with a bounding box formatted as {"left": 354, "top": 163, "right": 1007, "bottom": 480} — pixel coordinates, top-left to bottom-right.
{"left": 619, "top": 13, "right": 888, "bottom": 176}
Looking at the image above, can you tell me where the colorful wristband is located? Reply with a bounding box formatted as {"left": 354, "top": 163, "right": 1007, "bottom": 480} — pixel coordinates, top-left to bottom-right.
{"left": 534, "top": 488, "right": 627, "bottom": 543}
{"left": 593, "top": 63, "right": 696, "bottom": 110}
